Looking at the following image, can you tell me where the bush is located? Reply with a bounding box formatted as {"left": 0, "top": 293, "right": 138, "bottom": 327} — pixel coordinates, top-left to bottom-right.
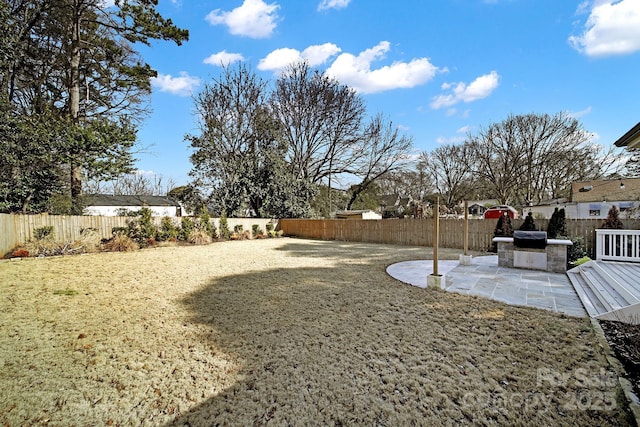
{"left": 77, "top": 228, "right": 101, "bottom": 253}
{"left": 103, "top": 234, "right": 138, "bottom": 252}
{"left": 490, "top": 213, "right": 513, "bottom": 252}
{"left": 252, "top": 224, "right": 263, "bottom": 238}
{"left": 602, "top": 205, "right": 624, "bottom": 229}
{"left": 158, "top": 217, "right": 179, "bottom": 241}
{"left": 34, "top": 226, "right": 54, "bottom": 240}
{"left": 199, "top": 210, "right": 216, "bottom": 238}
{"left": 219, "top": 213, "right": 231, "bottom": 240}
{"left": 188, "top": 229, "right": 212, "bottom": 245}
{"left": 180, "top": 217, "right": 194, "bottom": 241}
{"left": 567, "top": 236, "right": 589, "bottom": 266}
{"left": 11, "top": 248, "right": 29, "bottom": 258}
{"left": 519, "top": 212, "right": 537, "bottom": 231}
{"left": 548, "top": 208, "right": 567, "bottom": 239}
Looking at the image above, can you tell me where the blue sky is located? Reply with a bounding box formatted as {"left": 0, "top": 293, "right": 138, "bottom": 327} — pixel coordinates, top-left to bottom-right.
{"left": 133, "top": 0, "right": 640, "bottom": 187}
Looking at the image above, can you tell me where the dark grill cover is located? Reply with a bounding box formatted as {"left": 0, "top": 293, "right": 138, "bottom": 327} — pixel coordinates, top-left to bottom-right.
{"left": 513, "top": 230, "right": 547, "bottom": 249}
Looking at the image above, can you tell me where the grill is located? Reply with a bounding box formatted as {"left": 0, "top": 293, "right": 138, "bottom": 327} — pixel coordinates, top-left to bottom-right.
{"left": 513, "top": 230, "right": 547, "bottom": 249}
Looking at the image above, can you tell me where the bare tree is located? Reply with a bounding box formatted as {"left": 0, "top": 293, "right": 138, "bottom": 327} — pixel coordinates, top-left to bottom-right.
{"left": 83, "top": 173, "right": 175, "bottom": 196}
{"left": 271, "top": 62, "right": 366, "bottom": 184}
{"left": 346, "top": 114, "right": 413, "bottom": 209}
{"left": 464, "top": 112, "right": 611, "bottom": 205}
{"left": 420, "top": 143, "right": 472, "bottom": 209}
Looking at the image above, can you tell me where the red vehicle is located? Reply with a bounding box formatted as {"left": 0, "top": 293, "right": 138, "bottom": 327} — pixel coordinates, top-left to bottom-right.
{"left": 483, "top": 205, "right": 519, "bottom": 219}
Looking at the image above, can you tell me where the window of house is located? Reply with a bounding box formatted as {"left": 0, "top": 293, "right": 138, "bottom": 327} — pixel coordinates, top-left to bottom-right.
{"left": 589, "top": 209, "right": 600, "bottom": 216}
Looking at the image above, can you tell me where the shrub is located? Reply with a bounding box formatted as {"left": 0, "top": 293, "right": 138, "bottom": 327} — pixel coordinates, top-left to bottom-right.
{"left": 180, "top": 217, "right": 194, "bottom": 241}
{"left": 252, "top": 224, "right": 262, "bottom": 236}
{"left": 11, "top": 248, "right": 29, "bottom": 258}
{"left": 519, "top": 212, "right": 537, "bottom": 231}
{"left": 103, "top": 234, "right": 138, "bottom": 252}
{"left": 188, "top": 229, "right": 212, "bottom": 245}
{"left": 158, "top": 217, "right": 179, "bottom": 241}
{"left": 34, "top": 226, "right": 54, "bottom": 240}
{"left": 490, "top": 212, "right": 513, "bottom": 252}
{"left": 77, "top": 228, "right": 101, "bottom": 253}
{"left": 567, "top": 236, "right": 589, "bottom": 266}
{"left": 548, "top": 208, "right": 567, "bottom": 239}
{"left": 137, "top": 208, "right": 157, "bottom": 243}
{"left": 219, "top": 213, "right": 231, "bottom": 240}
{"left": 198, "top": 210, "right": 216, "bottom": 238}
{"left": 234, "top": 224, "right": 243, "bottom": 234}
{"left": 602, "top": 205, "right": 624, "bottom": 229}
{"left": 266, "top": 222, "right": 274, "bottom": 232}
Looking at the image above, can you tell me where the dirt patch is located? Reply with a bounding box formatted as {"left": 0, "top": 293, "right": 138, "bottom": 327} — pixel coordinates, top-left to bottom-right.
{"left": 0, "top": 238, "right": 635, "bottom": 426}
{"left": 600, "top": 320, "right": 640, "bottom": 398}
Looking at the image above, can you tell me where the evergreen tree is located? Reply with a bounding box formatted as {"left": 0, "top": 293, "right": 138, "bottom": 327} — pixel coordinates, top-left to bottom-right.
{"left": 519, "top": 212, "right": 537, "bottom": 231}
{"left": 1, "top": 0, "right": 188, "bottom": 211}
{"left": 602, "top": 205, "right": 624, "bottom": 229}
{"left": 491, "top": 211, "right": 513, "bottom": 252}
{"left": 494, "top": 212, "right": 514, "bottom": 237}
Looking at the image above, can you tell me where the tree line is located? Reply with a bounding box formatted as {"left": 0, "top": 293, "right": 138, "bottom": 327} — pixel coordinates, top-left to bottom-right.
{"left": 0, "top": 0, "right": 188, "bottom": 214}
{"left": 0, "top": 1, "right": 628, "bottom": 217}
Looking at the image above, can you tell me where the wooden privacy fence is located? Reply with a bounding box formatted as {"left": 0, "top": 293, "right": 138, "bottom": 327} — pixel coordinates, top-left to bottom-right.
{"left": 0, "top": 213, "right": 275, "bottom": 256}
{"left": 279, "top": 218, "right": 640, "bottom": 254}
{"left": 3, "top": 213, "right": 640, "bottom": 257}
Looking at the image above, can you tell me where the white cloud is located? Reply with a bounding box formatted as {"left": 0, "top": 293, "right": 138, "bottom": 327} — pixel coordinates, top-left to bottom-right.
{"left": 569, "top": 0, "right": 640, "bottom": 56}
{"left": 258, "top": 43, "right": 341, "bottom": 71}
{"left": 430, "top": 71, "right": 500, "bottom": 109}
{"left": 568, "top": 106, "right": 593, "bottom": 118}
{"left": 436, "top": 135, "right": 467, "bottom": 144}
{"left": 151, "top": 72, "right": 201, "bottom": 96}
{"left": 206, "top": 0, "right": 279, "bottom": 39}
{"left": 318, "top": 0, "right": 350, "bottom": 11}
{"left": 325, "top": 41, "right": 440, "bottom": 94}
{"left": 203, "top": 50, "right": 245, "bottom": 66}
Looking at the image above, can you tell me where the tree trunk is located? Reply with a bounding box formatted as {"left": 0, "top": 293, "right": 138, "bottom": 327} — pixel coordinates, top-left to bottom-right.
{"left": 69, "top": 0, "right": 82, "bottom": 200}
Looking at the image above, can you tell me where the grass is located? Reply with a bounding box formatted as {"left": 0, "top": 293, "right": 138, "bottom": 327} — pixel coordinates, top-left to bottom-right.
{"left": 0, "top": 238, "right": 634, "bottom": 426}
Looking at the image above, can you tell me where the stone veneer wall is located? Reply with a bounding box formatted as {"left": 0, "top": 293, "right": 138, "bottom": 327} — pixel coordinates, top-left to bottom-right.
{"left": 495, "top": 238, "right": 571, "bottom": 273}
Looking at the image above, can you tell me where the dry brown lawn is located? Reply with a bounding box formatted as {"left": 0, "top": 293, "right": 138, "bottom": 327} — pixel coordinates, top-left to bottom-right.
{"left": 0, "top": 238, "right": 634, "bottom": 426}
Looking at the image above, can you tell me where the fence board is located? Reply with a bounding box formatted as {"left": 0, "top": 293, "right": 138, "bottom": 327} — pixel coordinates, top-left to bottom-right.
{"left": 279, "top": 218, "right": 640, "bottom": 255}
{"left": 0, "top": 214, "right": 276, "bottom": 256}
{"left": 3, "top": 213, "right": 640, "bottom": 257}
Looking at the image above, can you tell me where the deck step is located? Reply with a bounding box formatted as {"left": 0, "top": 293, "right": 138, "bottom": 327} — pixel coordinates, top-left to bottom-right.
{"left": 567, "top": 269, "right": 607, "bottom": 318}
{"left": 567, "top": 261, "right": 640, "bottom": 324}
{"left": 579, "top": 263, "right": 627, "bottom": 311}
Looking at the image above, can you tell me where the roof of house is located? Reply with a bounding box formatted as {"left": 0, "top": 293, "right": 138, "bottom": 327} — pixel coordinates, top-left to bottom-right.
{"left": 85, "top": 194, "right": 180, "bottom": 207}
{"left": 571, "top": 178, "right": 640, "bottom": 203}
{"left": 614, "top": 122, "right": 640, "bottom": 149}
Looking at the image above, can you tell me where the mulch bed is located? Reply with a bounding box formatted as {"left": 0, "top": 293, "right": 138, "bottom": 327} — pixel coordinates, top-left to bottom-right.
{"left": 600, "top": 320, "right": 640, "bottom": 398}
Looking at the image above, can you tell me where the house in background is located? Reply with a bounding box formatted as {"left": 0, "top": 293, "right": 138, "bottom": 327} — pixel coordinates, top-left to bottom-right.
{"left": 614, "top": 121, "right": 640, "bottom": 149}
{"left": 84, "top": 195, "right": 183, "bottom": 217}
{"left": 526, "top": 178, "right": 640, "bottom": 219}
{"left": 379, "top": 194, "right": 412, "bottom": 218}
{"left": 523, "top": 198, "right": 575, "bottom": 219}
{"left": 335, "top": 210, "right": 382, "bottom": 220}
{"left": 570, "top": 178, "right": 640, "bottom": 219}
{"left": 461, "top": 199, "right": 500, "bottom": 217}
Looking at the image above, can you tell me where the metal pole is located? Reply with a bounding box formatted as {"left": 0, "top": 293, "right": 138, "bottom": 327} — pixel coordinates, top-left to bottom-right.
{"left": 433, "top": 197, "right": 439, "bottom": 276}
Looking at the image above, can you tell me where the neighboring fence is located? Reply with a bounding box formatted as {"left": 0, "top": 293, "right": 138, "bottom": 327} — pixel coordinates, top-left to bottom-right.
{"left": 595, "top": 229, "right": 640, "bottom": 262}
{"left": 3, "top": 213, "right": 640, "bottom": 258}
{"left": 279, "top": 218, "right": 640, "bottom": 254}
{"left": 0, "top": 213, "right": 275, "bottom": 256}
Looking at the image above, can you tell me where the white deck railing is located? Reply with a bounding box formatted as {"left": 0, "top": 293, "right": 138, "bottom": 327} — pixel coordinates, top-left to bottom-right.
{"left": 595, "top": 229, "right": 640, "bottom": 262}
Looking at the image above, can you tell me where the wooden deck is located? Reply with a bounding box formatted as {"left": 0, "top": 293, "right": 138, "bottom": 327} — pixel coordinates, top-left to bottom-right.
{"left": 568, "top": 261, "right": 640, "bottom": 324}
